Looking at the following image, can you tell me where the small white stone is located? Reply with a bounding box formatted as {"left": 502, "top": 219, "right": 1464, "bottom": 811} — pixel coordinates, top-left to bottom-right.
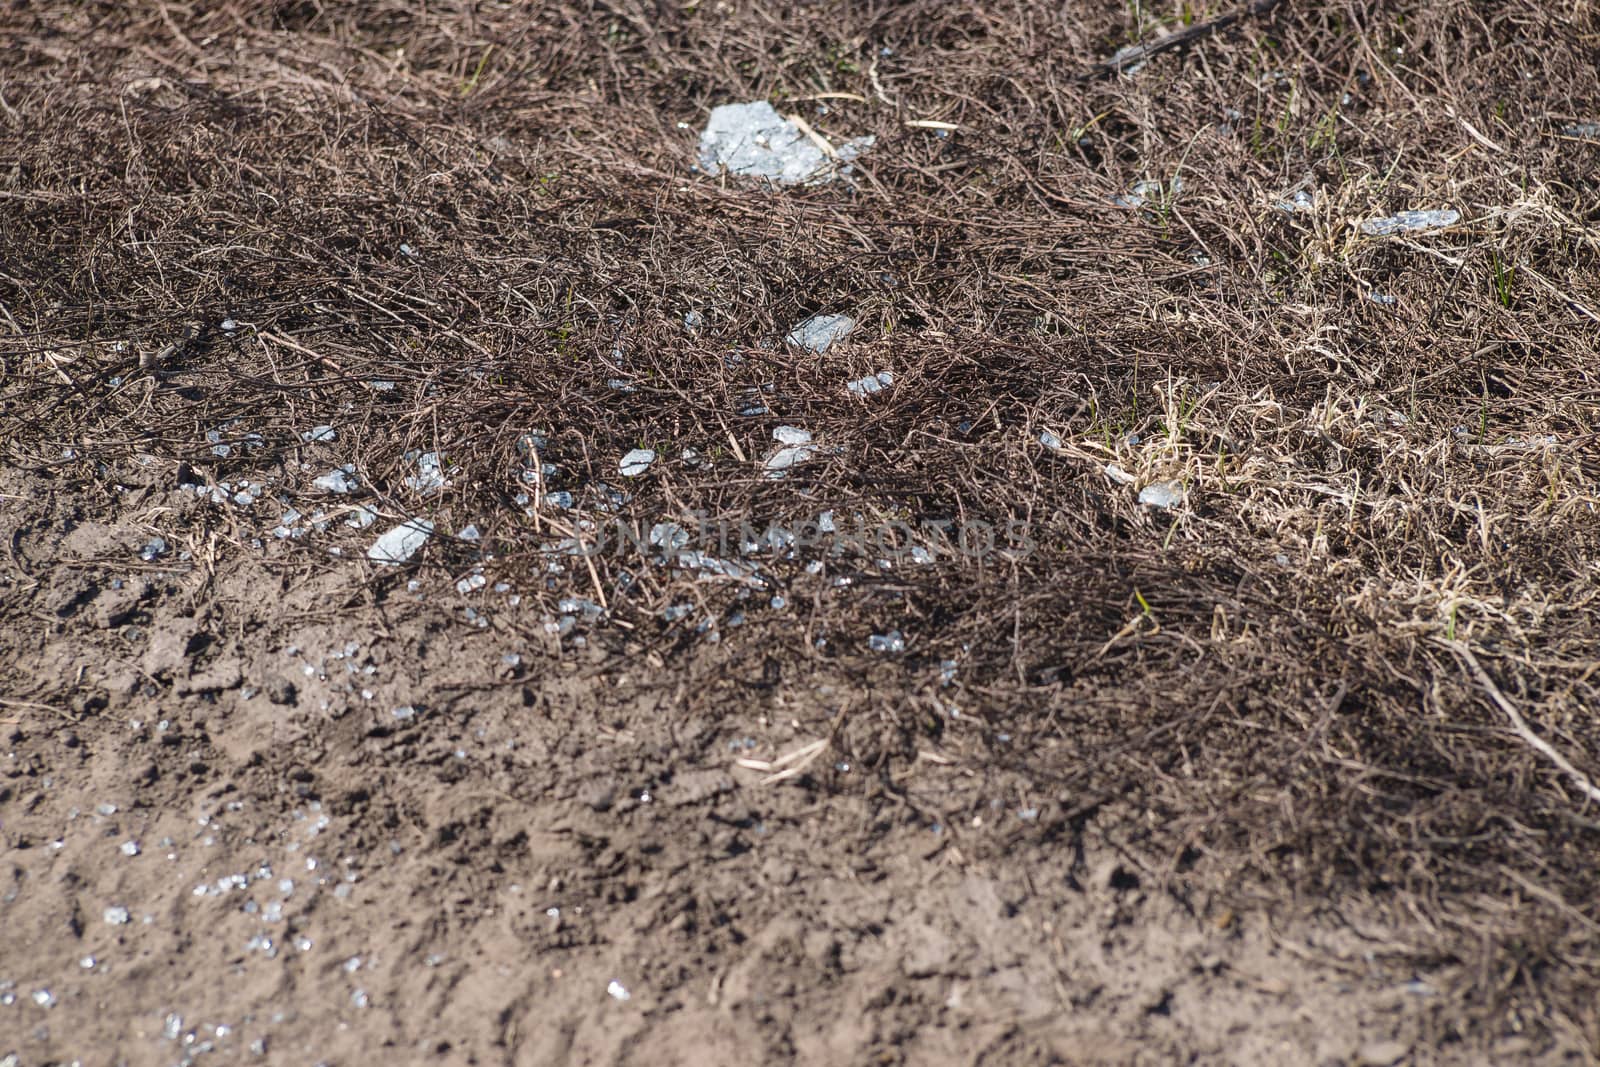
{"left": 313, "top": 466, "right": 358, "bottom": 494}
{"left": 846, "top": 370, "right": 893, "bottom": 396}
{"left": 763, "top": 445, "right": 816, "bottom": 478}
{"left": 773, "top": 425, "right": 812, "bottom": 446}
{"left": 619, "top": 449, "right": 656, "bottom": 477}
{"left": 368, "top": 519, "right": 434, "bottom": 565}
{"left": 1138, "top": 480, "right": 1186, "bottom": 509}
{"left": 786, "top": 313, "right": 856, "bottom": 353}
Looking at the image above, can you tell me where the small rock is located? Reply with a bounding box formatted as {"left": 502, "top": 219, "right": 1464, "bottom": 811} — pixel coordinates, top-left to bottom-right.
{"left": 619, "top": 449, "right": 656, "bottom": 477}
{"left": 786, "top": 313, "right": 856, "bottom": 353}
{"left": 404, "top": 451, "right": 448, "bottom": 495}
{"left": 846, "top": 370, "right": 893, "bottom": 396}
{"left": 763, "top": 445, "right": 816, "bottom": 478}
{"left": 1359, "top": 209, "right": 1459, "bottom": 237}
{"left": 345, "top": 505, "right": 379, "bottom": 529}
{"left": 869, "top": 630, "right": 905, "bottom": 653}
{"left": 1111, "top": 177, "right": 1180, "bottom": 209}
{"left": 1138, "top": 480, "right": 1185, "bottom": 509}
{"left": 313, "top": 465, "right": 358, "bottom": 494}
{"left": 697, "top": 101, "right": 873, "bottom": 186}
{"left": 1273, "top": 189, "right": 1315, "bottom": 214}
{"left": 368, "top": 519, "right": 434, "bottom": 565}
{"left": 558, "top": 596, "right": 604, "bottom": 619}
{"left": 773, "top": 425, "right": 812, "bottom": 446}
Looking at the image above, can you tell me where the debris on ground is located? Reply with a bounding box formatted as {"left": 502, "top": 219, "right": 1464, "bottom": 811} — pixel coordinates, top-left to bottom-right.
{"left": 1138, "top": 480, "right": 1186, "bottom": 509}
{"left": 1112, "top": 177, "right": 1181, "bottom": 209}
{"left": 8, "top": 1, "right": 1600, "bottom": 1061}
{"left": 764, "top": 427, "right": 817, "bottom": 478}
{"left": 1273, "top": 189, "right": 1315, "bottom": 214}
{"left": 619, "top": 449, "right": 656, "bottom": 477}
{"left": 846, "top": 370, "right": 894, "bottom": 396}
{"left": 313, "top": 466, "right": 358, "bottom": 494}
{"left": 404, "top": 452, "right": 449, "bottom": 496}
{"left": 697, "top": 101, "right": 873, "bottom": 185}
{"left": 367, "top": 519, "right": 434, "bottom": 565}
{"left": 1359, "top": 208, "right": 1461, "bottom": 236}
{"left": 786, "top": 313, "right": 856, "bottom": 353}
{"left": 869, "top": 630, "right": 905, "bottom": 653}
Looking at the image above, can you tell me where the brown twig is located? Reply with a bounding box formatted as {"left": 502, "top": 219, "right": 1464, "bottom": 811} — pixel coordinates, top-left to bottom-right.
{"left": 1080, "top": 0, "right": 1289, "bottom": 80}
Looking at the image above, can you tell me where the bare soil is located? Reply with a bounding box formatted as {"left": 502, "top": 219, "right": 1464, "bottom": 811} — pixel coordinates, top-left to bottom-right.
{"left": 4, "top": 1, "right": 1600, "bottom": 1064}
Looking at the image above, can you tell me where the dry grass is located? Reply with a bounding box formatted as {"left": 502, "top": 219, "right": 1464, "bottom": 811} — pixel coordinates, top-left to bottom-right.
{"left": 4, "top": 0, "right": 1600, "bottom": 1050}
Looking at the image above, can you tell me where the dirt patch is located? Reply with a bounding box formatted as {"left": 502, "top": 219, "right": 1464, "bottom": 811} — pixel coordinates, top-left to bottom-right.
{"left": 4, "top": 0, "right": 1600, "bottom": 1063}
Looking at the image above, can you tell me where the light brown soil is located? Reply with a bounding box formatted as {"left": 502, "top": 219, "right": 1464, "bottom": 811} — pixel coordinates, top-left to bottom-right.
{"left": 0, "top": 454, "right": 1541, "bottom": 1064}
